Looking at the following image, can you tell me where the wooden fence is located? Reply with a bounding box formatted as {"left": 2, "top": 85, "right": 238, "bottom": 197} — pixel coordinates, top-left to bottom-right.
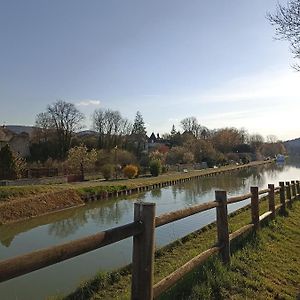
{"left": 0, "top": 179, "right": 299, "bottom": 299}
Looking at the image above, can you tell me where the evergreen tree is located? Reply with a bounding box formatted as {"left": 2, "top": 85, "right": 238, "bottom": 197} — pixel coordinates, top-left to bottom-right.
{"left": 131, "top": 111, "right": 147, "bottom": 158}
{"left": 171, "top": 124, "right": 176, "bottom": 135}
{"left": 132, "top": 111, "right": 146, "bottom": 136}
{"left": 0, "top": 144, "right": 17, "bottom": 180}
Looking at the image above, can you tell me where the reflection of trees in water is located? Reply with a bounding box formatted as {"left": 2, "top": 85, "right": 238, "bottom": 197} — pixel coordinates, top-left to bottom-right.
{"left": 48, "top": 213, "right": 88, "bottom": 238}
{"left": 170, "top": 165, "right": 287, "bottom": 205}
{"left": 0, "top": 235, "right": 14, "bottom": 247}
{"left": 89, "top": 200, "right": 131, "bottom": 225}
{"left": 48, "top": 199, "right": 132, "bottom": 238}
{"left": 150, "top": 189, "right": 162, "bottom": 199}
{"left": 286, "top": 156, "right": 300, "bottom": 169}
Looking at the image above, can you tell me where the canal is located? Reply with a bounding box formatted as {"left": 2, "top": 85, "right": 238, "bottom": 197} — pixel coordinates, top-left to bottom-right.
{"left": 0, "top": 160, "right": 299, "bottom": 299}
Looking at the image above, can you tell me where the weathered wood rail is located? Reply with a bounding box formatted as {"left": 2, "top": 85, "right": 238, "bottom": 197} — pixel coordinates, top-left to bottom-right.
{"left": 0, "top": 179, "right": 299, "bottom": 299}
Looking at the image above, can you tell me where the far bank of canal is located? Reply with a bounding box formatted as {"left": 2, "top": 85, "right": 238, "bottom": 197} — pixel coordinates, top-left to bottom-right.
{"left": 0, "top": 159, "right": 299, "bottom": 300}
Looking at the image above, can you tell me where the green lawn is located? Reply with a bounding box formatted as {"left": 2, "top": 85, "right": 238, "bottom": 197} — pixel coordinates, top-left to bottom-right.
{"left": 162, "top": 201, "right": 300, "bottom": 300}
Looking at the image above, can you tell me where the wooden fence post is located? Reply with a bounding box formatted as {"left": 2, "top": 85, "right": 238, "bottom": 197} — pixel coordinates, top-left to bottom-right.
{"left": 279, "top": 181, "right": 286, "bottom": 213}
{"left": 291, "top": 181, "right": 296, "bottom": 200}
{"left": 268, "top": 184, "right": 275, "bottom": 219}
{"left": 215, "top": 191, "right": 230, "bottom": 264}
{"left": 132, "top": 202, "right": 156, "bottom": 300}
{"left": 296, "top": 181, "right": 300, "bottom": 199}
{"left": 286, "top": 182, "right": 292, "bottom": 209}
{"left": 251, "top": 186, "right": 260, "bottom": 230}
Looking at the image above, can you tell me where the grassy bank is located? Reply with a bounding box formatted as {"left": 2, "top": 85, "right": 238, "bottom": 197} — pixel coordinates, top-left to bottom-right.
{"left": 56, "top": 191, "right": 285, "bottom": 300}
{"left": 163, "top": 201, "right": 300, "bottom": 300}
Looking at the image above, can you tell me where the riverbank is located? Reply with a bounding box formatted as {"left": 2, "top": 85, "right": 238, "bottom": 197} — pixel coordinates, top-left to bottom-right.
{"left": 0, "top": 160, "right": 272, "bottom": 224}
{"left": 59, "top": 190, "right": 298, "bottom": 300}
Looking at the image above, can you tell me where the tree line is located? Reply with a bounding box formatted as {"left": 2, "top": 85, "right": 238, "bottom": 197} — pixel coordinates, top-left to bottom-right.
{"left": 0, "top": 99, "right": 286, "bottom": 180}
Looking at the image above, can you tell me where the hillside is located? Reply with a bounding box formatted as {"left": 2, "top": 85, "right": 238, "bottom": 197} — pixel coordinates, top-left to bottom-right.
{"left": 284, "top": 138, "right": 300, "bottom": 155}
{"left": 5, "top": 125, "right": 35, "bottom": 136}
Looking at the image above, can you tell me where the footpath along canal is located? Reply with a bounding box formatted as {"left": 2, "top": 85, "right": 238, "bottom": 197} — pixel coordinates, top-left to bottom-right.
{"left": 0, "top": 159, "right": 299, "bottom": 299}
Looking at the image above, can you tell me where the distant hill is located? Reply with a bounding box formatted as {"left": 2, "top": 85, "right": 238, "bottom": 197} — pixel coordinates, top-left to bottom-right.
{"left": 284, "top": 138, "right": 300, "bottom": 155}
{"left": 76, "top": 130, "right": 97, "bottom": 137}
{"left": 5, "top": 125, "right": 35, "bottom": 136}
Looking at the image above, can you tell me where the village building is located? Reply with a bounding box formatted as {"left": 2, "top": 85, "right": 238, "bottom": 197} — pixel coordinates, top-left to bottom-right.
{"left": 0, "top": 126, "right": 30, "bottom": 157}
{"left": 147, "top": 132, "right": 170, "bottom": 152}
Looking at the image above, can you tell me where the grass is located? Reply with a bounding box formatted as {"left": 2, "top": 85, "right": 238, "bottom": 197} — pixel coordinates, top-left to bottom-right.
{"left": 55, "top": 190, "right": 289, "bottom": 300}
{"left": 75, "top": 185, "right": 128, "bottom": 196}
{"left": 0, "top": 185, "right": 61, "bottom": 202}
{"left": 164, "top": 202, "right": 300, "bottom": 300}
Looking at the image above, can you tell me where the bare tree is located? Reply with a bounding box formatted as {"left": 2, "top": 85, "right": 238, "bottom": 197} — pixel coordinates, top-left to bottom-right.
{"left": 92, "top": 109, "right": 105, "bottom": 148}
{"left": 267, "top": 0, "right": 300, "bottom": 70}
{"left": 46, "top": 100, "right": 85, "bottom": 158}
{"left": 180, "top": 116, "right": 207, "bottom": 139}
{"left": 93, "top": 108, "right": 131, "bottom": 149}
{"left": 33, "top": 112, "right": 54, "bottom": 142}
{"left": 266, "top": 134, "right": 278, "bottom": 143}
{"left": 249, "top": 134, "right": 264, "bottom": 150}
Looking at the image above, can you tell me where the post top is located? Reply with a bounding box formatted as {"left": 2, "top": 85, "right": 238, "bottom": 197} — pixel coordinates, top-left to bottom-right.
{"left": 134, "top": 202, "right": 156, "bottom": 206}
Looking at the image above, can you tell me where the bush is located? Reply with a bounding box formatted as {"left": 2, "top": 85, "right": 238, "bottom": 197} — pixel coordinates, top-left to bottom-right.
{"left": 101, "top": 164, "right": 114, "bottom": 180}
{"left": 149, "top": 160, "right": 162, "bottom": 177}
{"left": 162, "top": 165, "right": 168, "bottom": 174}
{"left": 0, "top": 145, "right": 16, "bottom": 180}
{"left": 123, "top": 164, "right": 138, "bottom": 179}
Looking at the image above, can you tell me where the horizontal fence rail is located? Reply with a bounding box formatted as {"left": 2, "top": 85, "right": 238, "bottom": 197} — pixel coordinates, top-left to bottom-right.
{"left": 155, "top": 201, "right": 219, "bottom": 227}
{"left": 0, "top": 222, "right": 142, "bottom": 283}
{"left": 0, "top": 179, "right": 299, "bottom": 299}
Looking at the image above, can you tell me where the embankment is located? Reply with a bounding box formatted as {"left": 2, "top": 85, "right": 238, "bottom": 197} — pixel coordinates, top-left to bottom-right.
{"left": 0, "top": 190, "right": 84, "bottom": 225}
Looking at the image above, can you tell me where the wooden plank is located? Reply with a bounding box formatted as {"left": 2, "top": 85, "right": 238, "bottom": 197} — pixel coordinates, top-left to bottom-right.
{"left": 291, "top": 181, "right": 296, "bottom": 200}
{"left": 132, "top": 202, "right": 156, "bottom": 300}
{"left": 153, "top": 246, "right": 220, "bottom": 298}
{"left": 268, "top": 184, "right": 275, "bottom": 219}
{"left": 286, "top": 182, "right": 292, "bottom": 209}
{"left": 274, "top": 186, "right": 281, "bottom": 192}
{"left": 0, "top": 222, "right": 142, "bottom": 283}
{"left": 227, "top": 193, "right": 252, "bottom": 204}
{"left": 296, "top": 181, "right": 300, "bottom": 198}
{"left": 279, "top": 181, "right": 286, "bottom": 213}
{"left": 155, "top": 201, "right": 218, "bottom": 228}
{"left": 229, "top": 224, "right": 254, "bottom": 241}
{"left": 216, "top": 191, "right": 230, "bottom": 264}
{"left": 258, "top": 188, "right": 270, "bottom": 195}
{"left": 259, "top": 211, "right": 272, "bottom": 222}
{"left": 251, "top": 187, "right": 260, "bottom": 230}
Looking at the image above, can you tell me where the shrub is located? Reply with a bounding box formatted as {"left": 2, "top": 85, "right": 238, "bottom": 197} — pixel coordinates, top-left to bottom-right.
{"left": 101, "top": 164, "right": 114, "bottom": 180}
{"left": 123, "top": 164, "right": 138, "bottom": 179}
{"left": 0, "top": 145, "right": 16, "bottom": 180}
{"left": 149, "top": 160, "right": 162, "bottom": 177}
{"left": 162, "top": 165, "right": 168, "bottom": 174}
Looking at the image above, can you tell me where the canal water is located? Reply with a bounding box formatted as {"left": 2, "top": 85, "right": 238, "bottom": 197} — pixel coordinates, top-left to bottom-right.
{"left": 0, "top": 160, "right": 299, "bottom": 299}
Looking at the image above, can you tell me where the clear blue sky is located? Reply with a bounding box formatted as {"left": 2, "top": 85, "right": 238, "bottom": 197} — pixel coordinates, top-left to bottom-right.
{"left": 0, "top": 0, "right": 298, "bottom": 140}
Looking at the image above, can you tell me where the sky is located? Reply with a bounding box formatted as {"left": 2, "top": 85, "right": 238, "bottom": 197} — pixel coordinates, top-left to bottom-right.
{"left": 0, "top": 0, "right": 299, "bottom": 140}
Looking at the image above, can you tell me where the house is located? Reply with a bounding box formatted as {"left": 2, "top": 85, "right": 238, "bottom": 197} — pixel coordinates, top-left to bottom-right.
{"left": 0, "top": 126, "right": 30, "bottom": 157}
{"left": 147, "top": 132, "right": 170, "bottom": 152}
